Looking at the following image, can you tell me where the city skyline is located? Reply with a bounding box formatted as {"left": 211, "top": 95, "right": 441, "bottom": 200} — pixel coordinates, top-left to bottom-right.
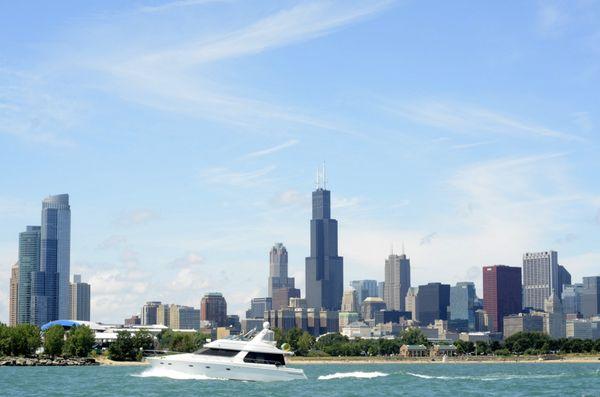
{"left": 1, "top": 1, "right": 600, "bottom": 323}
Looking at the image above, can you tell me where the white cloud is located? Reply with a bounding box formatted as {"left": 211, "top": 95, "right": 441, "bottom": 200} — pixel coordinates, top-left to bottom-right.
{"left": 451, "top": 140, "right": 495, "bottom": 150}
{"left": 272, "top": 189, "right": 307, "bottom": 207}
{"left": 381, "top": 100, "right": 582, "bottom": 142}
{"left": 241, "top": 139, "right": 299, "bottom": 159}
{"left": 138, "top": 1, "right": 394, "bottom": 67}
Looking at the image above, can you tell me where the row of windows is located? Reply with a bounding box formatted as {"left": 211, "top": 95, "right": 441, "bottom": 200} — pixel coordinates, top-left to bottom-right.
{"left": 195, "top": 348, "right": 286, "bottom": 366}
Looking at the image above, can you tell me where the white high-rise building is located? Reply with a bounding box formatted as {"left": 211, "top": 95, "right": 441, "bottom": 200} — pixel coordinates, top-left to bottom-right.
{"left": 523, "top": 251, "right": 559, "bottom": 311}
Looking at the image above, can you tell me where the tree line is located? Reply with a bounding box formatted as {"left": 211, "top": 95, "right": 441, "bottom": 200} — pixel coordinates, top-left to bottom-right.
{"left": 273, "top": 327, "right": 600, "bottom": 357}
{"left": 107, "top": 329, "right": 211, "bottom": 361}
{"left": 0, "top": 323, "right": 95, "bottom": 358}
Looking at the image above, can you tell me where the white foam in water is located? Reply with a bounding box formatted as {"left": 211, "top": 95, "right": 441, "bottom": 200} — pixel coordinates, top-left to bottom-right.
{"left": 406, "top": 372, "right": 565, "bottom": 381}
{"left": 318, "top": 371, "right": 389, "bottom": 380}
{"left": 133, "top": 367, "right": 223, "bottom": 381}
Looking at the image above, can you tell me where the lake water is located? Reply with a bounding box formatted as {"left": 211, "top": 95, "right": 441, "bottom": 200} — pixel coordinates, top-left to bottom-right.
{"left": 2, "top": 362, "right": 600, "bottom": 396}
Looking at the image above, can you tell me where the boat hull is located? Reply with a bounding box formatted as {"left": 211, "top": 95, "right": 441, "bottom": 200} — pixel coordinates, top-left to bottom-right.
{"left": 147, "top": 356, "right": 307, "bottom": 382}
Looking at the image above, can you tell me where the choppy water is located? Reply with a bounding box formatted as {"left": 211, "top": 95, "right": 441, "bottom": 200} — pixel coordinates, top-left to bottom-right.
{"left": 2, "top": 363, "right": 600, "bottom": 396}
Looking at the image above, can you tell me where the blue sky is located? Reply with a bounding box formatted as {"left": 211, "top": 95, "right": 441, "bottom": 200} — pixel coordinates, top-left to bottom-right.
{"left": 1, "top": 0, "right": 599, "bottom": 323}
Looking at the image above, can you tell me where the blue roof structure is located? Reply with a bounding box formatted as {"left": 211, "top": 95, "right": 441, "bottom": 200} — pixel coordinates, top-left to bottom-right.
{"left": 41, "top": 320, "right": 83, "bottom": 331}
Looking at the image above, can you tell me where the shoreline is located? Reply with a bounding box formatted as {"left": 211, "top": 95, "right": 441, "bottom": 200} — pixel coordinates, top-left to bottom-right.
{"left": 289, "top": 355, "right": 600, "bottom": 365}
{"left": 95, "top": 356, "right": 150, "bottom": 366}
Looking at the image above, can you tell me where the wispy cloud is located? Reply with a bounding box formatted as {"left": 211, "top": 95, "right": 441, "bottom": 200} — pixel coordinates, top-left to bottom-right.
{"left": 451, "top": 140, "right": 495, "bottom": 150}
{"left": 381, "top": 100, "right": 583, "bottom": 142}
{"left": 138, "top": 1, "right": 394, "bottom": 67}
{"left": 95, "top": 2, "right": 390, "bottom": 136}
{"left": 241, "top": 139, "right": 299, "bottom": 159}
{"left": 139, "top": 0, "right": 230, "bottom": 14}
{"left": 199, "top": 165, "right": 276, "bottom": 187}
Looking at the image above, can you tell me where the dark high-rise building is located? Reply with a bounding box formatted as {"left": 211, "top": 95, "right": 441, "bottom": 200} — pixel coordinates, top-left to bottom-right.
{"left": 523, "top": 251, "right": 559, "bottom": 311}
{"left": 17, "top": 226, "right": 41, "bottom": 324}
{"left": 415, "top": 282, "right": 450, "bottom": 326}
{"left": 581, "top": 277, "right": 600, "bottom": 318}
{"left": 562, "top": 284, "right": 583, "bottom": 315}
{"left": 483, "top": 265, "right": 522, "bottom": 333}
{"left": 384, "top": 252, "right": 411, "bottom": 311}
{"left": 558, "top": 265, "right": 571, "bottom": 296}
{"left": 305, "top": 168, "right": 343, "bottom": 311}
{"left": 268, "top": 243, "right": 299, "bottom": 309}
{"left": 71, "top": 274, "right": 91, "bottom": 321}
{"left": 201, "top": 292, "right": 227, "bottom": 327}
{"left": 141, "top": 301, "right": 161, "bottom": 325}
{"left": 37, "top": 194, "right": 71, "bottom": 322}
{"left": 450, "top": 282, "right": 476, "bottom": 330}
{"left": 272, "top": 287, "right": 301, "bottom": 310}
{"left": 245, "top": 297, "right": 272, "bottom": 319}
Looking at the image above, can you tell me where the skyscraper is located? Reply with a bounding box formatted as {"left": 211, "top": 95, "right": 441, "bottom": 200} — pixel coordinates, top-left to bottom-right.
{"left": 305, "top": 167, "right": 344, "bottom": 311}
{"left": 341, "top": 287, "right": 359, "bottom": 313}
{"left": 17, "top": 225, "right": 41, "bottom": 324}
{"left": 523, "top": 251, "right": 559, "bottom": 311}
{"left": 415, "top": 282, "right": 450, "bottom": 326}
{"left": 544, "top": 293, "right": 565, "bottom": 339}
{"left": 268, "top": 243, "right": 299, "bottom": 309}
{"left": 450, "top": 282, "right": 476, "bottom": 330}
{"left": 201, "top": 292, "right": 227, "bottom": 327}
{"left": 581, "top": 276, "right": 600, "bottom": 318}
{"left": 483, "top": 265, "right": 522, "bottom": 333}
{"left": 245, "top": 297, "right": 272, "bottom": 319}
{"left": 40, "top": 194, "right": 71, "bottom": 321}
{"left": 558, "top": 265, "right": 571, "bottom": 296}
{"left": 405, "top": 287, "right": 419, "bottom": 321}
{"left": 350, "top": 280, "right": 378, "bottom": 304}
{"left": 384, "top": 252, "right": 411, "bottom": 311}
{"left": 9, "top": 262, "right": 19, "bottom": 326}
{"left": 561, "top": 284, "right": 583, "bottom": 315}
{"left": 70, "top": 274, "right": 91, "bottom": 321}
{"left": 141, "top": 301, "right": 161, "bottom": 325}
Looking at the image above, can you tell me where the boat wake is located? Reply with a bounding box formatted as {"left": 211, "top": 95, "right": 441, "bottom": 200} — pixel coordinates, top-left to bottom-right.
{"left": 133, "top": 367, "right": 224, "bottom": 381}
{"left": 405, "top": 372, "right": 566, "bottom": 381}
{"left": 318, "top": 371, "right": 389, "bottom": 380}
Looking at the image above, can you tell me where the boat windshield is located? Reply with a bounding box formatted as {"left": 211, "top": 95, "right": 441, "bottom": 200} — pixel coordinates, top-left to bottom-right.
{"left": 243, "top": 351, "right": 285, "bottom": 366}
{"left": 194, "top": 347, "right": 240, "bottom": 357}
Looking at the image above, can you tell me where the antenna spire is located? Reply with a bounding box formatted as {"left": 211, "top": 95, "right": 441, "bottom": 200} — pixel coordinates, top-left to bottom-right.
{"left": 402, "top": 241, "right": 405, "bottom": 256}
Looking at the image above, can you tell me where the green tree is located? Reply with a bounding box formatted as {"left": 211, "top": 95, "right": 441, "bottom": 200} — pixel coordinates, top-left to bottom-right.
{"left": 43, "top": 325, "right": 65, "bottom": 357}
{"left": 504, "top": 332, "right": 550, "bottom": 354}
{"left": 133, "top": 329, "right": 155, "bottom": 351}
{"left": 6, "top": 324, "right": 42, "bottom": 356}
{"left": 454, "top": 340, "right": 474, "bottom": 355}
{"left": 296, "top": 332, "right": 315, "bottom": 356}
{"left": 108, "top": 331, "right": 137, "bottom": 361}
{"left": 64, "top": 325, "right": 95, "bottom": 357}
{"left": 399, "top": 328, "right": 429, "bottom": 346}
{"left": 283, "top": 328, "right": 304, "bottom": 352}
{"left": 0, "top": 323, "right": 9, "bottom": 355}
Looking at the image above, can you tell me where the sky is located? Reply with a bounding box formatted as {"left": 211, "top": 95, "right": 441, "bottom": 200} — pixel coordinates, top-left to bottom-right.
{"left": 1, "top": 0, "right": 599, "bottom": 324}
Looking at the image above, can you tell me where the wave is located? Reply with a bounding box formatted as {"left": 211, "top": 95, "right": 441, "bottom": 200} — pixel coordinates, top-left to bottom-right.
{"left": 405, "top": 372, "right": 566, "bottom": 381}
{"left": 318, "top": 371, "right": 389, "bottom": 380}
{"left": 133, "top": 367, "right": 223, "bottom": 380}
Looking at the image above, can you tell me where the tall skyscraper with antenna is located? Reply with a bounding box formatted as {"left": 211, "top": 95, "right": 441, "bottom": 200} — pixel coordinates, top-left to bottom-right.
{"left": 305, "top": 164, "right": 344, "bottom": 310}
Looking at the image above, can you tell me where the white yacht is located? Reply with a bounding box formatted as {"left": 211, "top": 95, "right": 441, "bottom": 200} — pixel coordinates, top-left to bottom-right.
{"left": 146, "top": 322, "right": 307, "bottom": 382}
